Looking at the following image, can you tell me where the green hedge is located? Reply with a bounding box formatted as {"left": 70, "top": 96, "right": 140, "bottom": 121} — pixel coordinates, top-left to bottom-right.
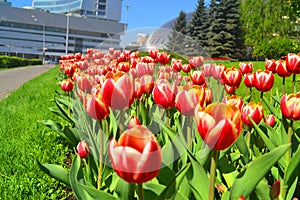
{"left": 0, "top": 56, "right": 42, "bottom": 68}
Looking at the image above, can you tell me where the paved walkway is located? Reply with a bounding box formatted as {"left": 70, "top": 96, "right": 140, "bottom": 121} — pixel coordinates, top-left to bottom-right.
{"left": 0, "top": 64, "right": 55, "bottom": 100}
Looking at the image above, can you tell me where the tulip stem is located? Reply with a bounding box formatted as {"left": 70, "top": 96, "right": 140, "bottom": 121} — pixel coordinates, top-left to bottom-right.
{"left": 286, "top": 121, "right": 293, "bottom": 165}
{"left": 97, "top": 130, "right": 103, "bottom": 190}
{"left": 292, "top": 74, "right": 296, "bottom": 93}
{"left": 282, "top": 77, "right": 286, "bottom": 95}
{"left": 208, "top": 150, "right": 218, "bottom": 200}
{"left": 246, "top": 128, "right": 252, "bottom": 148}
{"left": 137, "top": 184, "right": 144, "bottom": 200}
{"left": 187, "top": 116, "right": 192, "bottom": 149}
{"left": 260, "top": 92, "right": 263, "bottom": 103}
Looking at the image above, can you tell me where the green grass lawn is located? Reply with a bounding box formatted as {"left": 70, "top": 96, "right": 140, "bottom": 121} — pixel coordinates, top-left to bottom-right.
{"left": 0, "top": 66, "right": 72, "bottom": 199}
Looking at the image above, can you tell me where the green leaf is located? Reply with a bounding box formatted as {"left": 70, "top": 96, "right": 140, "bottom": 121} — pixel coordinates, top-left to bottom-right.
{"left": 235, "top": 133, "right": 250, "bottom": 163}
{"left": 284, "top": 144, "right": 300, "bottom": 187}
{"left": 79, "top": 183, "right": 117, "bottom": 200}
{"left": 230, "top": 144, "right": 290, "bottom": 199}
{"left": 250, "top": 118, "right": 287, "bottom": 169}
{"left": 39, "top": 120, "right": 79, "bottom": 146}
{"left": 263, "top": 96, "right": 279, "bottom": 119}
{"left": 187, "top": 151, "right": 209, "bottom": 200}
{"left": 157, "top": 166, "right": 175, "bottom": 186}
{"left": 54, "top": 97, "right": 75, "bottom": 126}
{"left": 156, "top": 163, "right": 190, "bottom": 200}
{"left": 143, "top": 182, "right": 165, "bottom": 200}
{"left": 70, "top": 155, "right": 88, "bottom": 199}
{"left": 286, "top": 177, "right": 298, "bottom": 200}
{"left": 36, "top": 160, "right": 70, "bottom": 187}
{"left": 116, "top": 179, "right": 135, "bottom": 200}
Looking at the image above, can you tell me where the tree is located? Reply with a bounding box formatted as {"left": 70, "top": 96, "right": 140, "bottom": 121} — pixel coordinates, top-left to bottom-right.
{"left": 186, "top": 0, "right": 209, "bottom": 48}
{"left": 223, "top": 0, "right": 244, "bottom": 57}
{"left": 240, "top": 0, "right": 298, "bottom": 58}
{"left": 206, "top": 0, "right": 229, "bottom": 57}
{"left": 166, "top": 11, "right": 187, "bottom": 54}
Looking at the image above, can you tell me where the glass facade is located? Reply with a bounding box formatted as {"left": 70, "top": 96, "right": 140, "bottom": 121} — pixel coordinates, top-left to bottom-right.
{"left": 33, "top": 0, "right": 82, "bottom": 13}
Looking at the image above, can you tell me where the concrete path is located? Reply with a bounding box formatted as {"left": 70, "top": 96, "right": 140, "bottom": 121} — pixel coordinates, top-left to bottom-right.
{"left": 0, "top": 64, "right": 55, "bottom": 100}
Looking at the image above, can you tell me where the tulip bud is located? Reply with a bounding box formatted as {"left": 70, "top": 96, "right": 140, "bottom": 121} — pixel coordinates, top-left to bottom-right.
{"left": 189, "top": 56, "right": 203, "bottom": 68}
{"left": 265, "top": 59, "right": 277, "bottom": 73}
{"left": 286, "top": 53, "right": 300, "bottom": 74}
{"left": 265, "top": 114, "right": 276, "bottom": 127}
{"left": 77, "top": 141, "right": 90, "bottom": 159}
{"left": 222, "top": 66, "right": 242, "bottom": 87}
{"left": 153, "top": 79, "right": 177, "bottom": 110}
{"left": 222, "top": 95, "right": 244, "bottom": 111}
{"left": 211, "top": 64, "right": 226, "bottom": 80}
{"left": 244, "top": 73, "right": 254, "bottom": 88}
{"left": 191, "top": 70, "right": 206, "bottom": 86}
{"left": 241, "top": 102, "right": 264, "bottom": 126}
{"left": 84, "top": 94, "right": 110, "bottom": 120}
{"left": 280, "top": 93, "right": 300, "bottom": 120}
{"left": 269, "top": 180, "right": 280, "bottom": 200}
{"left": 240, "top": 62, "right": 253, "bottom": 74}
{"left": 109, "top": 125, "right": 162, "bottom": 184}
{"left": 253, "top": 70, "right": 274, "bottom": 92}
{"left": 194, "top": 102, "right": 242, "bottom": 150}
{"left": 175, "top": 85, "right": 205, "bottom": 116}
{"left": 276, "top": 60, "right": 291, "bottom": 78}
{"left": 60, "top": 79, "right": 74, "bottom": 92}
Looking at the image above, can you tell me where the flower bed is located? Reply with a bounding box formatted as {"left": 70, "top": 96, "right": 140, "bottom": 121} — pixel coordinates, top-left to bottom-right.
{"left": 39, "top": 49, "right": 300, "bottom": 200}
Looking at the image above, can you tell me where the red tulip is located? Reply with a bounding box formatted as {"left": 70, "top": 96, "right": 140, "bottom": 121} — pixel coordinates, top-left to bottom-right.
{"left": 265, "top": 59, "right": 277, "bottom": 74}
{"left": 136, "top": 62, "right": 149, "bottom": 77}
{"left": 77, "top": 141, "right": 90, "bottom": 158}
{"left": 244, "top": 73, "right": 254, "bottom": 88}
{"left": 280, "top": 93, "right": 300, "bottom": 120}
{"left": 117, "top": 62, "right": 130, "bottom": 73}
{"left": 189, "top": 56, "right": 203, "bottom": 68}
{"left": 153, "top": 79, "right": 177, "bottom": 110}
{"left": 149, "top": 49, "right": 159, "bottom": 59}
{"left": 60, "top": 79, "right": 74, "bottom": 92}
{"left": 182, "top": 64, "right": 191, "bottom": 73}
{"left": 171, "top": 59, "right": 182, "bottom": 72}
{"left": 77, "top": 75, "right": 93, "bottom": 93}
{"left": 191, "top": 70, "right": 206, "bottom": 86}
{"left": 175, "top": 85, "right": 205, "bottom": 116}
{"left": 224, "top": 84, "right": 238, "bottom": 95}
{"left": 202, "top": 63, "right": 213, "bottom": 77}
{"left": 109, "top": 125, "right": 162, "bottom": 184}
{"left": 239, "top": 62, "right": 253, "bottom": 74}
{"left": 64, "top": 65, "right": 75, "bottom": 77}
{"left": 157, "top": 52, "right": 170, "bottom": 65}
{"left": 253, "top": 70, "right": 274, "bottom": 92}
{"left": 286, "top": 53, "right": 300, "bottom": 74}
{"left": 194, "top": 102, "right": 242, "bottom": 150}
{"left": 276, "top": 60, "right": 291, "bottom": 77}
{"left": 222, "top": 95, "right": 244, "bottom": 111}
{"left": 265, "top": 114, "right": 276, "bottom": 127}
{"left": 140, "top": 75, "right": 154, "bottom": 94}
{"left": 211, "top": 64, "right": 226, "bottom": 80}
{"left": 222, "top": 66, "right": 242, "bottom": 87}
{"left": 84, "top": 94, "right": 110, "bottom": 120}
{"left": 241, "top": 102, "right": 264, "bottom": 126}
{"left": 101, "top": 72, "right": 134, "bottom": 110}
{"left": 134, "top": 78, "right": 143, "bottom": 99}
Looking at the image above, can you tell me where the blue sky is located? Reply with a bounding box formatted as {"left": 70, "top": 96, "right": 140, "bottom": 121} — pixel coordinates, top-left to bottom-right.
{"left": 8, "top": 0, "right": 210, "bottom": 30}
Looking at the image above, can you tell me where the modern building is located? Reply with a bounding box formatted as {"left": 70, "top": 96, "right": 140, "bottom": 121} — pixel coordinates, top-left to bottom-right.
{"left": 32, "top": 0, "right": 122, "bottom": 21}
{"left": 0, "top": 0, "right": 124, "bottom": 63}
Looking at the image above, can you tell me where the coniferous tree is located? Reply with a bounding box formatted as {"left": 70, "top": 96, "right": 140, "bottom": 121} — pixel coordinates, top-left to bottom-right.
{"left": 166, "top": 11, "right": 187, "bottom": 54}
{"left": 223, "top": 0, "right": 244, "bottom": 58}
{"left": 206, "top": 0, "right": 228, "bottom": 57}
{"left": 186, "top": 0, "right": 208, "bottom": 47}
